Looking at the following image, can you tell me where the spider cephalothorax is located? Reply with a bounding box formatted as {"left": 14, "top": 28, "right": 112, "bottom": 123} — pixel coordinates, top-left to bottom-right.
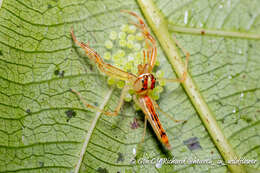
{"left": 133, "top": 73, "right": 156, "bottom": 94}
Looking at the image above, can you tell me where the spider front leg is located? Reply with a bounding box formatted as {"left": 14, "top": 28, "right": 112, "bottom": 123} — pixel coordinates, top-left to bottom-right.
{"left": 70, "top": 85, "right": 129, "bottom": 117}
{"left": 71, "top": 29, "right": 137, "bottom": 82}
{"left": 121, "top": 10, "right": 157, "bottom": 73}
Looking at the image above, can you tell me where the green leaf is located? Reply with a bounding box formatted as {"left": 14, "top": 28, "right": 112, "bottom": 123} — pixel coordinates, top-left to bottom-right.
{"left": 0, "top": 0, "right": 259, "bottom": 173}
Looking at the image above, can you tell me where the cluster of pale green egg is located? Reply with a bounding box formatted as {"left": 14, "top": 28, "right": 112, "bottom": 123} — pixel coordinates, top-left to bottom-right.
{"left": 102, "top": 24, "right": 166, "bottom": 107}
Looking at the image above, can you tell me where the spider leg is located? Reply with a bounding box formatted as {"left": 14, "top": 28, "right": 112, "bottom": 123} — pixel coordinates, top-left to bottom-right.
{"left": 141, "top": 115, "right": 148, "bottom": 144}
{"left": 70, "top": 85, "right": 128, "bottom": 117}
{"left": 157, "top": 37, "right": 190, "bottom": 83}
{"left": 172, "top": 34, "right": 190, "bottom": 82}
{"left": 71, "top": 28, "right": 137, "bottom": 82}
{"left": 152, "top": 99, "right": 186, "bottom": 123}
{"left": 121, "top": 10, "right": 157, "bottom": 73}
{"left": 132, "top": 95, "right": 147, "bottom": 153}
{"left": 136, "top": 115, "right": 147, "bottom": 154}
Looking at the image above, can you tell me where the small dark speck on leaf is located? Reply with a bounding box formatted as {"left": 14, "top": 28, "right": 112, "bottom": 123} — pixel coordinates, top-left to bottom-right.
{"left": 26, "top": 109, "right": 31, "bottom": 114}
{"left": 183, "top": 137, "right": 202, "bottom": 151}
{"left": 117, "top": 152, "right": 124, "bottom": 162}
{"left": 218, "top": 100, "right": 224, "bottom": 106}
{"left": 242, "top": 117, "right": 253, "bottom": 123}
{"left": 117, "top": 172, "right": 121, "bottom": 173}
{"left": 54, "top": 70, "right": 59, "bottom": 75}
{"left": 54, "top": 69, "right": 65, "bottom": 77}
{"left": 89, "top": 64, "right": 94, "bottom": 71}
{"left": 211, "top": 151, "right": 214, "bottom": 154}
{"left": 130, "top": 118, "right": 139, "bottom": 129}
{"left": 97, "top": 167, "right": 108, "bottom": 173}
{"left": 39, "top": 161, "right": 44, "bottom": 167}
{"left": 249, "top": 44, "right": 253, "bottom": 48}
{"left": 65, "top": 109, "right": 76, "bottom": 122}
{"left": 201, "top": 30, "right": 205, "bottom": 35}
